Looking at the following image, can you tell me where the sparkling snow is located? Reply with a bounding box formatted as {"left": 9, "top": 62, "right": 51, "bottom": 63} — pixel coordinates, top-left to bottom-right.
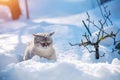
{"left": 0, "top": 0, "right": 120, "bottom": 80}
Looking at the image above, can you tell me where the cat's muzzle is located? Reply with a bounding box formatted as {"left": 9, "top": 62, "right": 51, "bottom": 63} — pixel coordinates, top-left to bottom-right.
{"left": 41, "top": 43, "right": 50, "bottom": 47}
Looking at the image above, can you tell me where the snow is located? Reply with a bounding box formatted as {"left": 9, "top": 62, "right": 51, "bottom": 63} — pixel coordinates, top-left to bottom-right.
{"left": 0, "top": 0, "right": 120, "bottom": 80}
{"left": 24, "top": 0, "right": 96, "bottom": 19}
{"left": 1, "top": 58, "right": 120, "bottom": 80}
{"left": 99, "top": 27, "right": 120, "bottom": 46}
{"left": 0, "top": 53, "right": 18, "bottom": 70}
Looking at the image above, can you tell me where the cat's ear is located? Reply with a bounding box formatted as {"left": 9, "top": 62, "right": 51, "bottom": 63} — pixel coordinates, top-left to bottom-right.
{"left": 33, "top": 34, "right": 38, "bottom": 36}
{"left": 49, "top": 32, "right": 55, "bottom": 36}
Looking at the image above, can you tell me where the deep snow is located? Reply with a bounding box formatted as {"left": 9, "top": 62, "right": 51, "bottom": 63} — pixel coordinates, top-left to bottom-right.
{"left": 1, "top": 58, "right": 120, "bottom": 80}
{"left": 0, "top": 0, "right": 120, "bottom": 80}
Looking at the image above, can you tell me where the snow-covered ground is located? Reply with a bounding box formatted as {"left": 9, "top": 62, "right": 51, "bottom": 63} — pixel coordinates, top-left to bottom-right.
{"left": 0, "top": 0, "right": 120, "bottom": 80}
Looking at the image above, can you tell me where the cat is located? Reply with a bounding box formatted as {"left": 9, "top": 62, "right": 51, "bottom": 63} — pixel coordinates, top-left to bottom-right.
{"left": 23, "top": 32, "right": 56, "bottom": 61}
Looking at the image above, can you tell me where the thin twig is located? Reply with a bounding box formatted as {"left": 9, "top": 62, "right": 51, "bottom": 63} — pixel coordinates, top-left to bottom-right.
{"left": 96, "top": 0, "right": 108, "bottom": 26}
{"left": 82, "top": 20, "right": 92, "bottom": 36}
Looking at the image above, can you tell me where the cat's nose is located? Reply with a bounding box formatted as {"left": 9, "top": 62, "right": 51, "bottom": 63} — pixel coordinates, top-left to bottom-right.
{"left": 45, "top": 43, "right": 48, "bottom": 46}
{"left": 42, "top": 43, "right": 50, "bottom": 47}
{"left": 43, "top": 43, "right": 48, "bottom": 47}
{"left": 45, "top": 43, "right": 50, "bottom": 47}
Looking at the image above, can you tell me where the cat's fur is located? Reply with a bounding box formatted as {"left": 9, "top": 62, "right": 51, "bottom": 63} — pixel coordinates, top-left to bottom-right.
{"left": 23, "top": 32, "right": 56, "bottom": 61}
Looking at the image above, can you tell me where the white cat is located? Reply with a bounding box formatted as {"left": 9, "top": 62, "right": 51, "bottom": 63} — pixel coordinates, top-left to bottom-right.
{"left": 23, "top": 32, "right": 56, "bottom": 61}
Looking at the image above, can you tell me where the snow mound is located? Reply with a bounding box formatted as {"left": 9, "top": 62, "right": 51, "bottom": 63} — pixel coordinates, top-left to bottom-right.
{"left": 0, "top": 0, "right": 120, "bottom": 80}
{"left": 112, "top": 58, "right": 120, "bottom": 65}
{"left": 1, "top": 59, "right": 120, "bottom": 80}
{"left": 0, "top": 53, "right": 18, "bottom": 70}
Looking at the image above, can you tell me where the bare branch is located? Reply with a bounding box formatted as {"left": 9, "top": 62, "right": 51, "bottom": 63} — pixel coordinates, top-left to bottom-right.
{"left": 82, "top": 20, "right": 92, "bottom": 36}
{"left": 116, "top": 29, "right": 120, "bottom": 35}
{"left": 85, "top": 46, "right": 96, "bottom": 53}
{"left": 103, "top": 5, "right": 113, "bottom": 25}
{"left": 69, "top": 4, "right": 117, "bottom": 59}
{"left": 100, "top": 53, "right": 105, "bottom": 57}
{"left": 96, "top": 0, "right": 108, "bottom": 26}
{"left": 69, "top": 42, "right": 81, "bottom": 46}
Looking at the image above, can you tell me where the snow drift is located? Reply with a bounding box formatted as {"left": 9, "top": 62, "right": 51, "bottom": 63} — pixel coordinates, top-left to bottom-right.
{"left": 0, "top": 0, "right": 120, "bottom": 80}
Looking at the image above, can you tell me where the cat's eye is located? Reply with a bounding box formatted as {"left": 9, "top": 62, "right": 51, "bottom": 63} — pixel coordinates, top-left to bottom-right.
{"left": 35, "top": 37, "right": 40, "bottom": 41}
{"left": 47, "top": 41, "right": 51, "bottom": 43}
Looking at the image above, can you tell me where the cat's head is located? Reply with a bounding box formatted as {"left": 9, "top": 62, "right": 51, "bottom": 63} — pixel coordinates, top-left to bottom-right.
{"left": 33, "top": 32, "right": 54, "bottom": 47}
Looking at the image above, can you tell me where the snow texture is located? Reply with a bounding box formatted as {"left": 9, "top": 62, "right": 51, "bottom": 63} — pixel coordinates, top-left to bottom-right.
{"left": 0, "top": 0, "right": 120, "bottom": 80}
